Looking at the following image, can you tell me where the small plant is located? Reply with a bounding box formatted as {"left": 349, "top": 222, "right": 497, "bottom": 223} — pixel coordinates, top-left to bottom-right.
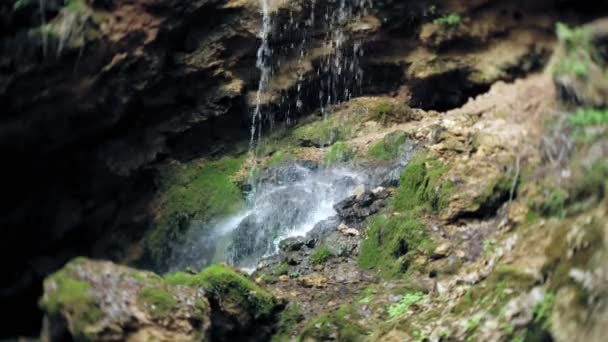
{"left": 370, "top": 101, "right": 395, "bottom": 124}
{"left": 311, "top": 247, "right": 332, "bottom": 265}
{"left": 553, "top": 23, "right": 593, "bottom": 79}
{"left": 568, "top": 108, "right": 608, "bottom": 127}
{"left": 387, "top": 292, "right": 426, "bottom": 318}
{"left": 433, "top": 14, "right": 462, "bottom": 27}
{"left": 533, "top": 292, "right": 556, "bottom": 329}
{"left": 465, "top": 314, "right": 483, "bottom": 333}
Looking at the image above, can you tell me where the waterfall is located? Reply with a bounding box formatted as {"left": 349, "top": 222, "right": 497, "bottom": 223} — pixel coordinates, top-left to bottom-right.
{"left": 248, "top": 0, "right": 274, "bottom": 194}
{"left": 170, "top": 0, "right": 381, "bottom": 273}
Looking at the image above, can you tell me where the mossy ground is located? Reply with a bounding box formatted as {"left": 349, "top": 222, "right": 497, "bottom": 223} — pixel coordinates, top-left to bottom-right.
{"left": 164, "top": 264, "right": 276, "bottom": 319}
{"left": 367, "top": 131, "right": 408, "bottom": 161}
{"left": 325, "top": 141, "right": 354, "bottom": 165}
{"left": 298, "top": 305, "right": 367, "bottom": 342}
{"left": 393, "top": 152, "right": 452, "bottom": 213}
{"left": 146, "top": 155, "right": 246, "bottom": 263}
{"left": 358, "top": 214, "right": 434, "bottom": 279}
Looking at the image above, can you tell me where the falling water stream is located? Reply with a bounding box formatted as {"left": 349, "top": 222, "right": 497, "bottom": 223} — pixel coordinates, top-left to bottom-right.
{"left": 170, "top": 0, "right": 384, "bottom": 273}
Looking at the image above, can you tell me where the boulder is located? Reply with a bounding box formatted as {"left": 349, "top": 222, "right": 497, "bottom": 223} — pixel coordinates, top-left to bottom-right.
{"left": 39, "top": 258, "right": 211, "bottom": 342}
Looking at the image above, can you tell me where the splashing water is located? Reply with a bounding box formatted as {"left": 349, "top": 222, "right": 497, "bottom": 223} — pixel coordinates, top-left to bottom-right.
{"left": 170, "top": 0, "right": 382, "bottom": 273}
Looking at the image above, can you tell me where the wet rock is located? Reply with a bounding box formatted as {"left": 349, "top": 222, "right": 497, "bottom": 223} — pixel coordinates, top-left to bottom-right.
{"left": 279, "top": 237, "right": 308, "bottom": 252}
{"left": 334, "top": 188, "right": 389, "bottom": 225}
{"left": 306, "top": 216, "right": 341, "bottom": 243}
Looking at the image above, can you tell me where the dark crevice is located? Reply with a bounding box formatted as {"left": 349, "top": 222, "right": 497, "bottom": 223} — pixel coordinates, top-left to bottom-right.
{"left": 408, "top": 69, "right": 491, "bottom": 112}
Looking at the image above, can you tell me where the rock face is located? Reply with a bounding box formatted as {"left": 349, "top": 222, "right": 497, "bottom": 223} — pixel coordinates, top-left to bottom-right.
{"left": 39, "top": 258, "right": 281, "bottom": 341}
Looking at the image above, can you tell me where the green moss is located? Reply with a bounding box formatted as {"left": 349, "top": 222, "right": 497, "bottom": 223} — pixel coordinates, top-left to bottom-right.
{"left": 533, "top": 292, "right": 555, "bottom": 329}
{"left": 387, "top": 292, "right": 426, "bottom": 319}
{"left": 40, "top": 270, "right": 103, "bottom": 339}
{"left": 138, "top": 287, "right": 177, "bottom": 318}
{"left": 292, "top": 110, "right": 364, "bottom": 147}
{"left": 433, "top": 14, "right": 462, "bottom": 27}
{"left": 325, "top": 141, "right": 354, "bottom": 165}
{"left": 369, "top": 101, "right": 395, "bottom": 124}
{"left": 473, "top": 173, "right": 514, "bottom": 210}
{"left": 271, "top": 304, "right": 304, "bottom": 342}
{"left": 368, "top": 131, "right": 408, "bottom": 161}
{"left": 146, "top": 155, "right": 246, "bottom": 263}
{"left": 298, "top": 306, "right": 367, "bottom": 342}
{"left": 311, "top": 246, "right": 333, "bottom": 265}
{"left": 569, "top": 108, "right": 608, "bottom": 127}
{"left": 393, "top": 153, "right": 452, "bottom": 213}
{"left": 192, "top": 264, "right": 276, "bottom": 319}
{"left": 530, "top": 188, "right": 569, "bottom": 218}
{"left": 553, "top": 23, "right": 593, "bottom": 79}
{"left": 570, "top": 160, "right": 608, "bottom": 205}
{"left": 358, "top": 215, "right": 433, "bottom": 279}
{"left": 272, "top": 262, "right": 290, "bottom": 276}
{"left": 163, "top": 272, "right": 195, "bottom": 286}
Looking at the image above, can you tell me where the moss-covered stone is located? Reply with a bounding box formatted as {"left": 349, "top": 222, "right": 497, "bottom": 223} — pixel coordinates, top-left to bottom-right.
{"left": 325, "top": 141, "right": 354, "bottom": 165}
{"left": 40, "top": 258, "right": 212, "bottom": 341}
{"left": 311, "top": 246, "right": 333, "bottom": 265}
{"left": 165, "top": 264, "right": 277, "bottom": 321}
{"left": 138, "top": 287, "right": 177, "bottom": 319}
{"left": 368, "top": 131, "right": 408, "bottom": 161}
{"left": 271, "top": 303, "right": 304, "bottom": 342}
{"left": 39, "top": 267, "right": 103, "bottom": 339}
{"left": 298, "top": 305, "right": 367, "bottom": 342}
{"left": 359, "top": 215, "right": 434, "bottom": 279}
{"left": 146, "top": 155, "right": 246, "bottom": 265}
{"left": 393, "top": 152, "right": 452, "bottom": 213}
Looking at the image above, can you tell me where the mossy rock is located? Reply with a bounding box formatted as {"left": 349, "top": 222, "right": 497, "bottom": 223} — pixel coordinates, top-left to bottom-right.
{"left": 368, "top": 131, "right": 408, "bottom": 161}
{"left": 146, "top": 155, "right": 246, "bottom": 267}
{"left": 298, "top": 305, "right": 367, "bottom": 342}
{"left": 164, "top": 264, "right": 278, "bottom": 323}
{"left": 40, "top": 258, "right": 211, "bottom": 341}
{"left": 325, "top": 141, "right": 355, "bottom": 165}
{"left": 393, "top": 152, "right": 453, "bottom": 213}
{"left": 358, "top": 215, "right": 434, "bottom": 279}
{"left": 271, "top": 303, "right": 305, "bottom": 342}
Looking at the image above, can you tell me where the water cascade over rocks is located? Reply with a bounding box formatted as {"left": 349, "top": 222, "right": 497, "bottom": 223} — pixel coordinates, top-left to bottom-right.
{"left": 167, "top": 0, "right": 384, "bottom": 273}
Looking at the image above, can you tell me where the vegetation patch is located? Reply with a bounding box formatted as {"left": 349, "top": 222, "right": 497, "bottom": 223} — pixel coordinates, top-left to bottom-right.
{"left": 393, "top": 152, "right": 453, "bottom": 213}
{"left": 387, "top": 292, "right": 426, "bottom": 319}
{"left": 146, "top": 155, "right": 246, "bottom": 264}
{"left": 298, "top": 305, "right": 367, "bottom": 342}
{"left": 293, "top": 114, "right": 358, "bottom": 147}
{"left": 568, "top": 108, "right": 608, "bottom": 127}
{"left": 39, "top": 269, "right": 103, "bottom": 339}
{"left": 138, "top": 287, "right": 177, "bottom": 319}
{"left": 433, "top": 14, "right": 462, "bottom": 27}
{"left": 553, "top": 23, "right": 593, "bottom": 79}
{"left": 311, "top": 246, "right": 333, "bottom": 265}
{"left": 368, "top": 101, "right": 395, "bottom": 124}
{"left": 325, "top": 141, "right": 354, "bottom": 165}
{"left": 271, "top": 304, "right": 304, "bottom": 342}
{"left": 359, "top": 215, "right": 434, "bottom": 279}
{"left": 368, "top": 131, "right": 408, "bottom": 160}
{"left": 165, "top": 264, "right": 276, "bottom": 319}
